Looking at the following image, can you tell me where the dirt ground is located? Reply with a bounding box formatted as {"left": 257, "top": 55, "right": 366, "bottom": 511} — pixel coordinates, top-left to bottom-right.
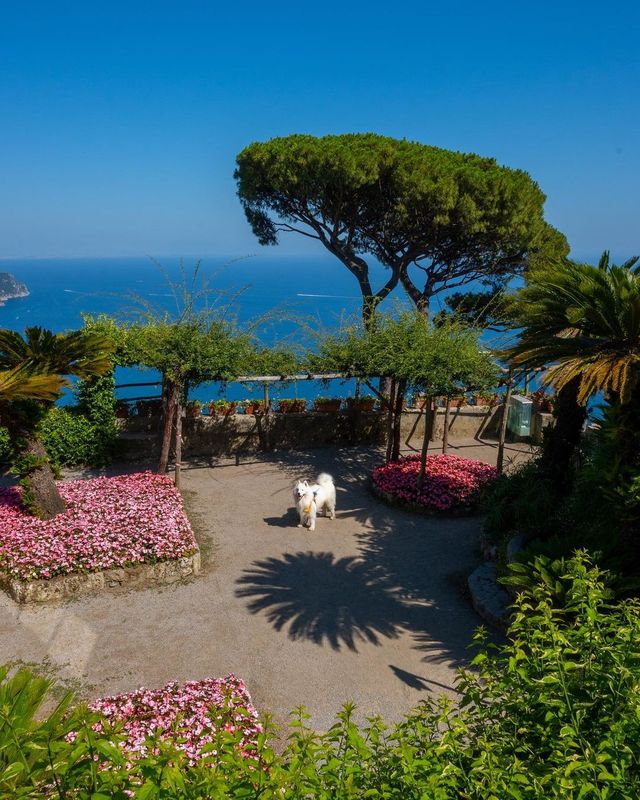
{"left": 0, "top": 438, "right": 532, "bottom": 731}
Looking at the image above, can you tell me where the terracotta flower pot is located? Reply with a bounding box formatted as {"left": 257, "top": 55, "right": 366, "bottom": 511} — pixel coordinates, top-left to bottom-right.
{"left": 209, "top": 402, "right": 236, "bottom": 417}
{"left": 313, "top": 399, "right": 341, "bottom": 413}
{"left": 449, "top": 397, "right": 468, "bottom": 408}
{"left": 278, "top": 399, "right": 307, "bottom": 413}
{"left": 473, "top": 394, "right": 497, "bottom": 407}
{"left": 346, "top": 397, "right": 376, "bottom": 412}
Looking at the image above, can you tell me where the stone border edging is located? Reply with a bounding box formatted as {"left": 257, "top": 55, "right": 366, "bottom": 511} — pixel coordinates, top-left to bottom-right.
{"left": 369, "top": 478, "right": 480, "bottom": 517}
{"left": 467, "top": 562, "right": 511, "bottom": 631}
{"left": 467, "top": 532, "right": 530, "bottom": 630}
{"left": 0, "top": 550, "right": 201, "bottom": 604}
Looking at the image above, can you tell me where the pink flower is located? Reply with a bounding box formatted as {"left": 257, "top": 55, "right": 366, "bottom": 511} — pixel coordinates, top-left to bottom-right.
{"left": 372, "top": 454, "right": 497, "bottom": 512}
{"left": 0, "top": 472, "right": 197, "bottom": 581}
{"left": 84, "top": 676, "right": 262, "bottom": 766}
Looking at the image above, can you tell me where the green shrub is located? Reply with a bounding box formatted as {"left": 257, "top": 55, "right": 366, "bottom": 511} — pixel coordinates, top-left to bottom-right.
{"left": 0, "top": 427, "right": 13, "bottom": 468}
{"left": 2, "top": 554, "right": 639, "bottom": 798}
{"left": 33, "top": 374, "right": 118, "bottom": 469}
{"left": 38, "top": 408, "right": 98, "bottom": 467}
{"left": 481, "top": 459, "right": 563, "bottom": 545}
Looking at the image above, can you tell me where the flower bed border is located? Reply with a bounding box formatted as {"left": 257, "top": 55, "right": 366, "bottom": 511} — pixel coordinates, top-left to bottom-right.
{"left": 369, "top": 478, "right": 481, "bottom": 517}
{"left": 0, "top": 551, "right": 200, "bottom": 604}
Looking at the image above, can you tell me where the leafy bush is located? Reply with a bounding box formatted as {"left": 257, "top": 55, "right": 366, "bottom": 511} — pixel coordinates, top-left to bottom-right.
{"left": 37, "top": 408, "right": 97, "bottom": 468}
{"left": 0, "top": 427, "right": 13, "bottom": 468}
{"left": 481, "top": 459, "right": 563, "bottom": 544}
{"left": 5, "top": 554, "right": 637, "bottom": 798}
{"left": 29, "top": 374, "right": 118, "bottom": 469}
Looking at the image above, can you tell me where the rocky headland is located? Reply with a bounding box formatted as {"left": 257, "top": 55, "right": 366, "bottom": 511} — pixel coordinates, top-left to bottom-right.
{"left": 0, "top": 272, "right": 29, "bottom": 305}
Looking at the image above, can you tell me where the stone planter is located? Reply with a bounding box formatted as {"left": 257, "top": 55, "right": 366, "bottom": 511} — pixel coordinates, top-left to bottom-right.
{"left": 0, "top": 550, "right": 201, "bottom": 604}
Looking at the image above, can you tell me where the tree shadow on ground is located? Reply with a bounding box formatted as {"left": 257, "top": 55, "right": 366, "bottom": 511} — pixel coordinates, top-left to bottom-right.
{"left": 235, "top": 446, "right": 492, "bottom": 671}
{"left": 388, "top": 665, "right": 457, "bottom": 693}
{"left": 235, "top": 551, "right": 405, "bottom": 652}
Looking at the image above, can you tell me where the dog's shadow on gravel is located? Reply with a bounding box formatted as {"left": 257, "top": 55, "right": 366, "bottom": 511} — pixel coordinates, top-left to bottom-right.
{"left": 263, "top": 509, "right": 299, "bottom": 528}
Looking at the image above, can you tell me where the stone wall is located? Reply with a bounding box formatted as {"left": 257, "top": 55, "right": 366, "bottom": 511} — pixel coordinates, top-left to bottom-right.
{"left": 1, "top": 551, "right": 201, "bottom": 604}
{"left": 118, "top": 411, "right": 386, "bottom": 460}
{"left": 400, "top": 406, "right": 503, "bottom": 443}
{"left": 117, "top": 404, "right": 547, "bottom": 460}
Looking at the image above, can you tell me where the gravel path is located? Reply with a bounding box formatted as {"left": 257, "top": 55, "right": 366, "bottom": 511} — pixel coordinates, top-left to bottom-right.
{"left": 0, "top": 446, "right": 492, "bottom": 730}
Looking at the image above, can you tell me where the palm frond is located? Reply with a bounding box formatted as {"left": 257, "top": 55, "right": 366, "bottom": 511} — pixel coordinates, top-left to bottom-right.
{"left": 508, "top": 253, "right": 640, "bottom": 405}
{"left": 0, "top": 367, "right": 68, "bottom": 402}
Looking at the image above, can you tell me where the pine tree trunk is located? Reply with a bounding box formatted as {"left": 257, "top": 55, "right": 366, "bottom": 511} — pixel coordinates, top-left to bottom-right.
{"left": 19, "top": 434, "right": 66, "bottom": 519}
{"left": 496, "top": 377, "right": 513, "bottom": 475}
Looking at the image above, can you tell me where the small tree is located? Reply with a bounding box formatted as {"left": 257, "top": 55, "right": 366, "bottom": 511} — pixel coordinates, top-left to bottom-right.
{"left": 103, "top": 318, "right": 252, "bottom": 481}
{"left": 312, "top": 312, "right": 496, "bottom": 468}
{"left": 401, "top": 319, "right": 497, "bottom": 486}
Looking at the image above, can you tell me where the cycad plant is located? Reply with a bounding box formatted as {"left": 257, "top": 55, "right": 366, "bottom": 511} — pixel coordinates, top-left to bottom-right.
{"left": 0, "top": 327, "right": 114, "bottom": 519}
{"left": 507, "top": 251, "right": 640, "bottom": 485}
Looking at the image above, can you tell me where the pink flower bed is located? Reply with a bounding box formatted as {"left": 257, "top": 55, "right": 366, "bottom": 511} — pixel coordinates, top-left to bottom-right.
{"left": 0, "top": 472, "right": 197, "bottom": 581}
{"left": 372, "top": 454, "right": 497, "bottom": 512}
{"left": 71, "top": 676, "right": 261, "bottom": 765}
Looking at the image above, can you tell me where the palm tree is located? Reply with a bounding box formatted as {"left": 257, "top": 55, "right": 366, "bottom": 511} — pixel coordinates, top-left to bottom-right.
{"left": 0, "top": 327, "right": 114, "bottom": 519}
{"left": 507, "top": 252, "right": 640, "bottom": 484}
{"left": 0, "top": 365, "right": 65, "bottom": 402}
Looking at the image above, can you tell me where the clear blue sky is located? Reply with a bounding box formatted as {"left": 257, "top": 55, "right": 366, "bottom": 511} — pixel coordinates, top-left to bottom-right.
{"left": 1, "top": 1, "right": 638, "bottom": 262}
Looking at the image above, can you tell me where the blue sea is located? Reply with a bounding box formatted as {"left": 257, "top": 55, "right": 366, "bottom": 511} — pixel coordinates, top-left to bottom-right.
{"left": 0, "top": 254, "right": 402, "bottom": 406}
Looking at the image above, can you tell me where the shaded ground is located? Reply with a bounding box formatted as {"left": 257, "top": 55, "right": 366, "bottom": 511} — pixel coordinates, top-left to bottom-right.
{"left": 0, "top": 439, "right": 529, "bottom": 730}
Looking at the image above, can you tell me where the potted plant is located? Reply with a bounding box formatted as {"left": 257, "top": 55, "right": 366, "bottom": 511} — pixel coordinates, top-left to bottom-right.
{"left": 242, "top": 399, "right": 265, "bottom": 415}
{"left": 278, "top": 398, "right": 307, "bottom": 413}
{"left": 346, "top": 395, "right": 376, "bottom": 412}
{"left": 313, "top": 396, "right": 342, "bottom": 413}
{"left": 115, "top": 400, "right": 130, "bottom": 419}
{"left": 186, "top": 400, "right": 202, "bottom": 417}
{"left": 472, "top": 392, "right": 498, "bottom": 407}
{"left": 449, "top": 395, "right": 468, "bottom": 408}
{"left": 136, "top": 398, "right": 163, "bottom": 417}
{"left": 411, "top": 394, "right": 428, "bottom": 410}
{"left": 208, "top": 399, "right": 237, "bottom": 417}
{"left": 530, "top": 389, "right": 555, "bottom": 414}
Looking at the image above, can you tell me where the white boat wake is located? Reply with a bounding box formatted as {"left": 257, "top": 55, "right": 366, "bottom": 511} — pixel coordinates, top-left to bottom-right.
{"left": 297, "top": 293, "right": 358, "bottom": 299}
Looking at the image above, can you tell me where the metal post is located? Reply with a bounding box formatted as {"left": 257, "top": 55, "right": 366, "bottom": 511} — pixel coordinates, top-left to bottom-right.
{"left": 174, "top": 401, "right": 183, "bottom": 490}
{"left": 442, "top": 397, "right": 451, "bottom": 454}
{"left": 263, "top": 382, "right": 270, "bottom": 450}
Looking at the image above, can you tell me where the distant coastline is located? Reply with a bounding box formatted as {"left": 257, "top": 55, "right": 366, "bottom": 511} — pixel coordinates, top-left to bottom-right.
{"left": 0, "top": 272, "right": 29, "bottom": 306}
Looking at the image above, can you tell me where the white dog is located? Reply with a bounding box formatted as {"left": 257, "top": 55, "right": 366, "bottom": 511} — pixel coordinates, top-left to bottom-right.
{"left": 293, "top": 473, "right": 336, "bottom": 531}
